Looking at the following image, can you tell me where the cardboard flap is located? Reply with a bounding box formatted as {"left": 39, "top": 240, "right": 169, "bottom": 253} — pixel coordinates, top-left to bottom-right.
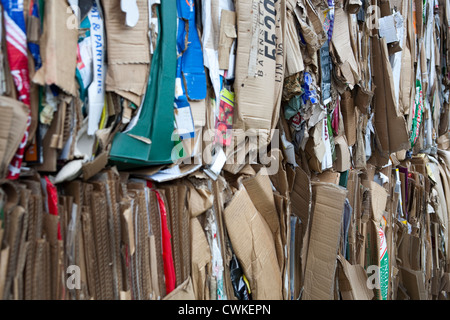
{"left": 234, "top": 0, "right": 286, "bottom": 148}
{"left": 190, "top": 216, "right": 211, "bottom": 300}
{"left": 187, "top": 184, "right": 213, "bottom": 217}
{"left": 290, "top": 166, "right": 312, "bottom": 229}
{"left": 331, "top": 7, "right": 360, "bottom": 88}
{"left": 242, "top": 167, "right": 283, "bottom": 268}
{"left": 163, "top": 276, "right": 196, "bottom": 300}
{"left": 334, "top": 135, "right": 351, "bottom": 172}
{"left": 218, "top": 10, "right": 237, "bottom": 70}
{"left": 340, "top": 89, "right": 356, "bottom": 147}
{"left": 285, "top": 8, "right": 304, "bottom": 76}
{"left": 82, "top": 151, "right": 109, "bottom": 181}
{"left": 101, "top": 0, "right": 150, "bottom": 64}
{"left": 224, "top": 187, "right": 282, "bottom": 300}
{"left": 354, "top": 85, "right": 374, "bottom": 115}
{"left": 346, "top": 0, "right": 362, "bottom": 14}
{"left": 399, "top": 266, "right": 427, "bottom": 300}
{"left": 268, "top": 149, "right": 290, "bottom": 197}
{"left": 363, "top": 180, "right": 388, "bottom": 223}
{"left": 224, "top": 25, "right": 237, "bottom": 38}
{"left": 304, "top": 0, "right": 327, "bottom": 48}
{"left": 302, "top": 182, "right": 348, "bottom": 300}
{"left": 312, "top": 170, "right": 341, "bottom": 184}
{"left": 242, "top": 167, "right": 280, "bottom": 236}
{"left": 33, "top": 0, "right": 78, "bottom": 96}
{"left": 102, "top": 0, "right": 150, "bottom": 103}
{"left": 0, "top": 97, "right": 29, "bottom": 178}
{"left": 105, "top": 63, "right": 150, "bottom": 97}
{"left": 371, "top": 36, "right": 410, "bottom": 153}
{"left": 338, "top": 255, "right": 374, "bottom": 300}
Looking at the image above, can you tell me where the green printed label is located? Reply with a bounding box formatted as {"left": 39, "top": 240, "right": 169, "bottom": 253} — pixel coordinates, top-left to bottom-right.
{"left": 378, "top": 226, "right": 389, "bottom": 300}
{"left": 410, "top": 79, "right": 423, "bottom": 148}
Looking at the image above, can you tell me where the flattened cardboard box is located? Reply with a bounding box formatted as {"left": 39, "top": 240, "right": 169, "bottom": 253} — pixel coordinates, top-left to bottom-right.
{"left": 289, "top": 166, "right": 311, "bottom": 286}
{"left": 234, "top": 0, "right": 286, "bottom": 148}
{"left": 218, "top": 9, "right": 237, "bottom": 70}
{"left": 242, "top": 167, "right": 283, "bottom": 270}
{"left": 101, "top": 0, "right": 151, "bottom": 105}
{"left": 371, "top": 36, "right": 409, "bottom": 154}
{"left": 302, "top": 182, "right": 347, "bottom": 300}
{"left": 0, "top": 97, "right": 29, "bottom": 178}
{"left": 331, "top": 7, "right": 360, "bottom": 88}
{"left": 223, "top": 186, "right": 282, "bottom": 300}
{"left": 399, "top": 266, "right": 427, "bottom": 300}
{"left": 190, "top": 215, "right": 211, "bottom": 300}
{"left": 33, "top": 0, "right": 78, "bottom": 96}
{"left": 337, "top": 254, "right": 374, "bottom": 300}
{"left": 163, "top": 276, "right": 196, "bottom": 300}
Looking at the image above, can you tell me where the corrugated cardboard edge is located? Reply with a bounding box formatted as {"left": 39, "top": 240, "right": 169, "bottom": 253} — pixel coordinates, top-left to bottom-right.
{"left": 338, "top": 254, "right": 374, "bottom": 300}
{"left": 163, "top": 276, "right": 196, "bottom": 300}
{"left": 82, "top": 151, "right": 109, "bottom": 181}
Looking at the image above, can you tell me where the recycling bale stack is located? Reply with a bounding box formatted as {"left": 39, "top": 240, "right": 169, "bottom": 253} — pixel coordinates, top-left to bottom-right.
{"left": 0, "top": 0, "right": 449, "bottom": 300}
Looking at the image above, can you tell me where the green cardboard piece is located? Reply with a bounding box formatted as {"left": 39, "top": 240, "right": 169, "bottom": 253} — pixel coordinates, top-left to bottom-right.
{"left": 339, "top": 170, "right": 349, "bottom": 188}
{"left": 109, "top": 0, "right": 177, "bottom": 169}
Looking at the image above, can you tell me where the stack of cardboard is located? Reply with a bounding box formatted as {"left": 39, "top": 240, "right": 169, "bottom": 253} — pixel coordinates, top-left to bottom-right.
{"left": 0, "top": 0, "right": 449, "bottom": 300}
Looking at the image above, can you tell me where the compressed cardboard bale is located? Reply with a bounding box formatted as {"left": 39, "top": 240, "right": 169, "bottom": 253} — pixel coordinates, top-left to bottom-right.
{"left": 2, "top": 0, "right": 450, "bottom": 303}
